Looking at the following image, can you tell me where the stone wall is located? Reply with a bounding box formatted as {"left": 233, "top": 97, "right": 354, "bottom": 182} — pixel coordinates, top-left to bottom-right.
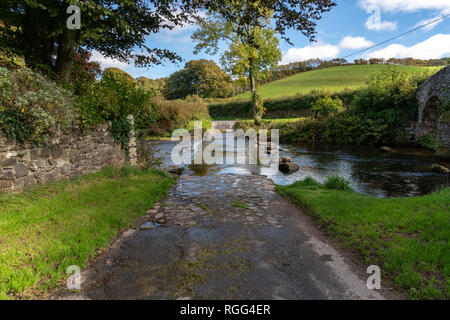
{"left": 415, "top": 65, "right": 450, "bottom": 148}
{"left": 0, "top": 124, "right": 127, "bottom": 193}
{"left": 437, "top": 120, "right": 450, "bottom": 148}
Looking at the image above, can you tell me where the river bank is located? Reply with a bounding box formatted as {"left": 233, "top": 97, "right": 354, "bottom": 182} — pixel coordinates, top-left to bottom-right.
{"left": 277, "top": 178, "right": 450, "bottom": 299}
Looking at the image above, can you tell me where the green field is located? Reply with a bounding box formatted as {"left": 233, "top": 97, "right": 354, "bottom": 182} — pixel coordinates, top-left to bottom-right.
{"left": 237, "top": 65, "right": 440, "bottom": 99}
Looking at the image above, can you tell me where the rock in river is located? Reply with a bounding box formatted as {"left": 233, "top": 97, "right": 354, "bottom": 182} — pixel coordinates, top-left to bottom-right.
{"left": 165, "top": 166, "right": 184, "bottom": 175}
{"left": 279, "top": 162, "right": 300, "bottom": 174}
{"left": 380, "top": 146, "right": 395, "bottom": 153}
{"left": 431, "top": 164, "right": 449, "bottom": 173}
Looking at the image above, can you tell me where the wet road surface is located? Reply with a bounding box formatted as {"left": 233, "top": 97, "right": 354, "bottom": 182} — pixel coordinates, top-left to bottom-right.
{"left": 57, "top": 174, "right": 385, "bottom": 300}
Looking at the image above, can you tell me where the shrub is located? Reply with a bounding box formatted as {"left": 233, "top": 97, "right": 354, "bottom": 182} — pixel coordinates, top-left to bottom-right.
{"left": 208, "top": 89, "right": 349, "bottom": 119}
{"left": 351, "top": 68, "right": 426, "bottom": 126}
{"left": 138, "top": 97, "right": 208, "bottom": 133}
{"left": 0, "top": 66, "right": 77, "bottom": 142}
{"left": 324, "top": 175, "right": 354, "bottom": 191}
{"left": 311, "top": 96, "right": 344, "bottom": 119}
{"left": 78, "top": 69, "right": 151, "bottom": 128}
{"left": 418, "top": 134, "right": 441, "bottom": 151}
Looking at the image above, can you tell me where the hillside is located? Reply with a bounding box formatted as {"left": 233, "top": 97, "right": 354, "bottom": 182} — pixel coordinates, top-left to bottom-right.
{"left": 237, "top": 65, "right": 441, "bottom": 99}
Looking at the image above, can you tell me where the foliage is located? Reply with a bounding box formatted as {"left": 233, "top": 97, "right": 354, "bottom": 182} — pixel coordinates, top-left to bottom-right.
{"left": 0, "top": 66, "right": 77, "bottom": 142}
{"left": 0, "top": 49, "right": 25, "bottom": 70}
{"left": 138, "top": 77, "right": 167, "bottom": 97}
{"left": 311, "top": 96, "right": 343, "bottom": 119}
{"left": 277, "top": 180, "right": 450, "bottom": 299}
{"left": 138, "top": 97, "right": 208, "bottom": 134}
{"left": 69, "top": 51, "right": 101, "bottom": 95}
{"left": 78, "top": 68, "right": 149, "bottom": 126}
{"left": 165, "top": 60, "right": 237, "bottom": 99}
{"left": 324, "top": 175, "right": 353, "bottom": 191}
{"left": 0, "top": 0, "right": 199, "bottom": 80}
{"left": 418, "top": 134, "right": 441, "bottom": 151}
{"left": 209, "top": 89, "right": 346, "bottom": 119}
{"left": 251, "top": 90, "right": 265, "bottom": 124}
{"left": 110, "top": 117, "right": 132, "bottom": 150}
{"left": 351, "top": 68, "right": 431, "bottom": 126}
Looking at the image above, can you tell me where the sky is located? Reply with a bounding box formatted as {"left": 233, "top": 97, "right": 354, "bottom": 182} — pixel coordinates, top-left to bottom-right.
{"left": 90, "top": 0, "right": 450, "bottom": 79}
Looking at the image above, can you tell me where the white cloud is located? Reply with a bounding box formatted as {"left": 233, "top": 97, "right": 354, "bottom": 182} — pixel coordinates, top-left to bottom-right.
{"left": 358, "top": 0, "right": 450, "bottom": 13}
{"left": 281, "top": 44, "right": 340, "bottom": 64}
{"left": 90, "top": 50, "right": 131, "bottom": 70}
{"left": 366, "top": 34, "right": 450, "bottom": 59}
{"left": 339, "top": 36, "right": 374, "bottom": 50}
{"left": 413, "top": 15, "right": 446, "bottom": 32}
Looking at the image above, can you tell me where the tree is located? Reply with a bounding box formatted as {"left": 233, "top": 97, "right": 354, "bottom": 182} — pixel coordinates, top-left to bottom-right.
{"left": 165, "top": 59, "right": 236, "bottom": 99}
{"left": 192, "top": 0, "right": 336, "bottom": 124}
{"left": 0, "top": 0, "right": 198, "bottom": 81}
{"left": 138, "top": 77, "right": 168, "bottom": 97}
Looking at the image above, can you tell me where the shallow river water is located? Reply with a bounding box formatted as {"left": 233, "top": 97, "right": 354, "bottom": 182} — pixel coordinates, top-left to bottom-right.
{"left": 147, "top": 139, "right": 449, "bottom": 198}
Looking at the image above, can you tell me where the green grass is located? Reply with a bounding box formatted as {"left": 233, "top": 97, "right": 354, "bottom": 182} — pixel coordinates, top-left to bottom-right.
{"left": 216, "top": 117, "right": 305, "bottom": 123}
{"left": 276, "top": 178, "right": 450, "bottom": 300}
{"left": 237, "top": 65, "right": 441, "bottom": 99}
{"left": 187, "top": 118, "right": 212, "bottom": 131}
{"left": 231, "top": 202, "right": 249, "bottom": 209}
{"left": 0, "top": 167, "right": 175, "bottom": 300}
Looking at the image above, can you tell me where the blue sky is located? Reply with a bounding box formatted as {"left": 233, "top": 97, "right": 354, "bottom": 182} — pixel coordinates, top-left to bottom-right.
{"left": 91, "top": 0, "right": 450, "bottom": 79}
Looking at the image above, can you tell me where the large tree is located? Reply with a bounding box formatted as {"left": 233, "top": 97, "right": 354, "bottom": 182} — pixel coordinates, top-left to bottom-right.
{"left": 192, "top": 0, "right": 336, "bottom": 124}
{"left": 193, "top": 14, "right": 281, "bottom": 123}
{"left": 0, "top": 0, "right": 198, "bottom": 81}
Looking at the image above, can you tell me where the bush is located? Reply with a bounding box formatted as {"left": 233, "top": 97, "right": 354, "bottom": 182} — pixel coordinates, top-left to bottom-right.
{"left": 0, "top": 66, "right": 77, "bottom": 142}
{"left": 138, "top": 97, "right": 208, "bottom": 134}
{"left": 324, "top": 175, "right": 354, "bottom": 191}
{"left": 78, "top": 68, "right": 151, "bottom": 129}
{"left": 208, "top": 90, "right": 350, "bottom": 119}
{"left": 311, "top": 96, "right": 344, "bottom": 119}
{"left": 418, "top": 134, "right": 441, "bottom": 151}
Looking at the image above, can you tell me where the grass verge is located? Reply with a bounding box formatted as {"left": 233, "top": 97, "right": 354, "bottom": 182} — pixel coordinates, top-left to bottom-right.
{"left": 276, "top": 177, "right": 450, "bottom": 299}
{"left": 0, "top": 167, "right": 175, "bottom": 300}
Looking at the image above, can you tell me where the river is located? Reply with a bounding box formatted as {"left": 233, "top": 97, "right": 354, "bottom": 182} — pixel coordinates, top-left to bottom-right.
{"left": 146, "top": 139, "right": 449, "bottom": 198}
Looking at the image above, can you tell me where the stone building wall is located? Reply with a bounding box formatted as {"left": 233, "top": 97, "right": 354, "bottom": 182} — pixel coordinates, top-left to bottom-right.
{"left": 0, "top": 124, "right": 127, "bottom": 193}
{"left": 437, "top": 120, "right": 450, "bottom": 148}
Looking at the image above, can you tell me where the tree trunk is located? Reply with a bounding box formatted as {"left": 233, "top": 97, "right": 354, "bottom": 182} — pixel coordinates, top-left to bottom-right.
{"left": 55, "top": 32, "right": 76, "bottom": 82}
{"left": 249, "top": 67, "right": 262, "bottom": 125}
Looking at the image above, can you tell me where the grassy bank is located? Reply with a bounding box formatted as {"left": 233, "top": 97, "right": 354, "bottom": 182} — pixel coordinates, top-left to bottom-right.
{"left": 0, "top": 167, "right": 175, "bottom": 300}
{"left": 276, "top": 178, "right": 450, "bottom": 299}
{"left": 237, "top": 65, "right": 441, "bottom": 99}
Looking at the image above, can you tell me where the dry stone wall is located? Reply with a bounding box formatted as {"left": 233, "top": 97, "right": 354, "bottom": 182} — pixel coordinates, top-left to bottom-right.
{"left": 0, "top": 124, "right": 127, "bottom": 193}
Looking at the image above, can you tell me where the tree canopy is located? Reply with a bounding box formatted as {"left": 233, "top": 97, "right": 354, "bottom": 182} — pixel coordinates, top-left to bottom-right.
{"left": 165, "top": 59, "right": 237, "bottom": 99}
{"left": 0, "top": 0, "right": 198, "bottom": 80}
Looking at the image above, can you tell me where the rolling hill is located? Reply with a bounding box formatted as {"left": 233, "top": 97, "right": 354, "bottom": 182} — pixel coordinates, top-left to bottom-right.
{"left": 237, "top": 65, "right": 441, "bottom": 99}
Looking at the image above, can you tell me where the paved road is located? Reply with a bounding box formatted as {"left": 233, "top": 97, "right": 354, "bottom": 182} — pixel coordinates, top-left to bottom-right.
{"left": 57, "top": 173, "right": 384, "bottom": 300}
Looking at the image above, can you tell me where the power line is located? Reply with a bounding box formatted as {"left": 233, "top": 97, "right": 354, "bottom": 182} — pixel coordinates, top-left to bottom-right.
{"left": 341, "top": 13, "right": 450, "bottom": 60}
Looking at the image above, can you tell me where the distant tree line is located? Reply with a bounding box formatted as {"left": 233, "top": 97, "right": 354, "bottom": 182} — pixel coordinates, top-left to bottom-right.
{"left": 354, "top": 57, "right": 449, "bottom": 66}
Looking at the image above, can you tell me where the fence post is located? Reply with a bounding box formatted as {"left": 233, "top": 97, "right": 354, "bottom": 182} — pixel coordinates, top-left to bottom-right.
{"left": 127, "top": 114, "right": 137, "bottom": 166}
